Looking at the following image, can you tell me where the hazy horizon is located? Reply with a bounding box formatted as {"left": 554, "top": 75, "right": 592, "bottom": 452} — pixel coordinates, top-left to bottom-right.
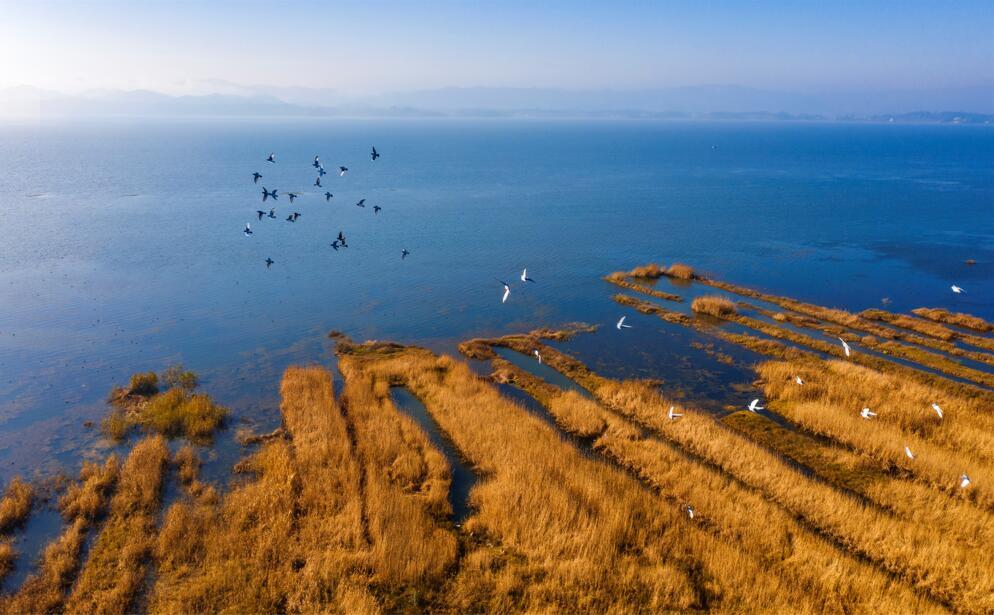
{"left": 2, "top": 1, "right": 991, "bottom": 107}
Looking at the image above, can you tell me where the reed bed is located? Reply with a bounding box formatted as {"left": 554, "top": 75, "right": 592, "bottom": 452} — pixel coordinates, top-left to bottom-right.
{"left": 485, "top": 356, "right": 935, "bottom": 612}
{"left": 65, "top": 436, "right": 169, "bottom": 615}
{"left": 0, "top": 478, "right": 33, "bottom": 534}
{"left": 357, "top": 342, "right": 826, "bottom": 613}
{"left": 472, "top": 335, "right": 994, "bottom": 612}
{"left": 863, "top": 309, "right": 994, "bottom": 353}
{"left": 147, "top": 365, "right": 375, "bottom": 614}
{"left": 2, "top": 457, "right": 120, "bottom": 615}
{"left": 336, "top": 350, "right": 458, "bottom": 596}
{"left": 603, "top": 272, "right": 683, "bottom": 302}
{"left": 758, "top": 360, "right": 994, "bottom": 507}
{"left": 691, "top": 295, "right": 738, "bottom": 318}
{"left": 913, "top": 307, "right": 994, "bottom": 333}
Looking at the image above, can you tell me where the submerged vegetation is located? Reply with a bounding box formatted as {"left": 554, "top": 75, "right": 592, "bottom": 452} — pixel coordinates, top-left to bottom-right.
{"left": 103, "top": 365, "right": 227, "bottom": 441}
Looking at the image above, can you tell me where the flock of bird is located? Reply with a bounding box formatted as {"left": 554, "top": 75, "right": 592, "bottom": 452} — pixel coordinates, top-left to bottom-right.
{"left": 243, "top": 148, "right": 405, "bottom": 266}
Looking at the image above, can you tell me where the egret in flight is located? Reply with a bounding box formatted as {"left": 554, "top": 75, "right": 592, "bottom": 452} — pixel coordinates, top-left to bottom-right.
{"left": 243, "top": 223, "right": 253, "bottom": 237}
{"left": 951, "top": 285, "right": 965, "bottom": 294}
{"left": 534, "top": 349, "right": 542, "bottom": 364}
{"left": 931, "top": 403, "right": 944, "bottom": 419}
{"left": 498, "top": 280, "right": 511, "bottom": 304}
{"left": 794, "top": 376, "right": 804, "bottom": 385}
{"left": 904, "top": 446, "right": 916, "bottom": 460}
{"left": 838, "top": 337, "right": 852, "bottom": 357}
{"left": 616, "top": 316, "right": 632, "bottom": 330}
{"left": 960, "top": 473, "right": 971, "bottom": 489}
{"left": 860, "top": 407, "right": 877, "bottom": 419}
{"left": 747, "top": 399, "right": 764, "bottom": 413}
{"left": 521, "top": 268, "right": 535, "bottom": 283}
{"left": 668, "top": 406, "right": 683, "bottom": 420}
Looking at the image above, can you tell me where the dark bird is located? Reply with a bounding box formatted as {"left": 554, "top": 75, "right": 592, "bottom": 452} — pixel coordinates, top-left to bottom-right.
{"left": 330, "top": 241, "right": 340, "bottom": 251}
{"left": 355, "top": 199, "right": 365, "bottom": 208}
{"left": 318, "top": 165, "right": 327, "bottom": 176}
{"left": 252, "top": 172, "right": 262, "bottom": 183}
{"left": 312, "top": 155, "right": 321, "bottom": 169}
{"left": 266, "top": 153, "right": 276, "bottom": 163}
{"left": 288, "top": 192, "right": 300, "bottom": 204}
{"left": 292, "top": 212, "right": 301, "bottom": 221}
{"left": 265, "top": 258, "right": 274, "bottom": 268}
{"left": 244, "top": 223, "right": 253, "bottom": 236}
{"left": 262, "top": 187, "right": 278, "bottom": 202}
{"left": 337, "top": 231, "right": 346, "bottom": 243}
{"left": 256, "top": 210, "right": 266, "bottom": 220}
{"left": 324, "top": 192, "right": 334, "bottom": 201}
{"left": 401, "top": 249, "right": 410, "bottom": 260}
{"left": 373, "top": 205, "right": 381, "bottom": 214}
{"left": 371, "top": 146, "right": 380, "bottom": 161}
{"left": 314, "top": 177, "right": 322, "bottom": 188}
{"left": 286, "top": 214, "right": 295, "bottom": 222}
{"left": 267, "top": 208, "right": 277, "bottom": 219}
{"left": 339, "top": 166, "right": 348, "bottom": 176}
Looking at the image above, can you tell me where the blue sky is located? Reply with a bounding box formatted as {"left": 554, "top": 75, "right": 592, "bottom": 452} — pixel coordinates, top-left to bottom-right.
{"left": 1, "top": 0, "right": 991, "bottom": 94}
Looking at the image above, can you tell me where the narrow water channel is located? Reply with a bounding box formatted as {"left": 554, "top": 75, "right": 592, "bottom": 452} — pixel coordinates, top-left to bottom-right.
{"left": 389, "top": 387, "right": 478, "bottom": 523}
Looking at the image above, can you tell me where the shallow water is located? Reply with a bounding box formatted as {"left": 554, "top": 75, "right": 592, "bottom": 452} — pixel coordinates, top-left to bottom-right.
{"left": 1, "top": 119, "right": 992, "bottom": 572}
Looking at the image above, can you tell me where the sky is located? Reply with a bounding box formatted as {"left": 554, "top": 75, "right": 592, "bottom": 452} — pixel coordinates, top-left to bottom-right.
{"left": 1, "top": 0, "right": 992, "bottom": 96}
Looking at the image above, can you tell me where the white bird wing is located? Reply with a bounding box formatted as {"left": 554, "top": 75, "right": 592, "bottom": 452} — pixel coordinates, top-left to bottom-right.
{"left": 521, "top": 268, "right": 527, "bottom": 281}
{"left": 502, "top": 286, "right": 510, "bottom": 303}
{"left": 905, "top": 446, "right": 915, "bottom": 459}
{"left": 932, "top": 403, "right": 943, "bottom": 418}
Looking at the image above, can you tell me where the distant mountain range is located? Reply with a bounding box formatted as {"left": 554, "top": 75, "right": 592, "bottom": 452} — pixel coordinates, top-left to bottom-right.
{"left": 1, "top": 82, "right": 992, "bottom": 123}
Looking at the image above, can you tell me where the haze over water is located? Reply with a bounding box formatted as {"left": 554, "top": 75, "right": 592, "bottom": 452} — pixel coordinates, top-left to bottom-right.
{"left": 1, "top": 118, "right": 992, "bottom": 483}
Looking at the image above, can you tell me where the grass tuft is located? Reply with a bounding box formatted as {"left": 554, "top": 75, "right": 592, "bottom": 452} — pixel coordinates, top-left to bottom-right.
{"left": 691, "top": 295, "right": 737, "bottom": 318}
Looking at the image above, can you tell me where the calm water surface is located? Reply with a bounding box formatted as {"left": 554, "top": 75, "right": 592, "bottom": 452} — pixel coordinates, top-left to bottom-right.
{"left": 1, "top": 118, "right": 992, "bottom": 487}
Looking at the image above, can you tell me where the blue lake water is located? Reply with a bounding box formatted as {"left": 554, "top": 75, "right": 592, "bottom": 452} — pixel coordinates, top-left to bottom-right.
{"left": 1, "top": 118, "right": 992, "bottom": 485}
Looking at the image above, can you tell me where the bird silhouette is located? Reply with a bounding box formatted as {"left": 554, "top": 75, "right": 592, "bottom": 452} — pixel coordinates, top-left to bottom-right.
{"left": 324, "top": 192, "right": 334, "bottom": 201}
{"left": 373, "top": 205, "right": 381, "bottom": 214}
{"left": 371, "top": 146, "right": 380, "bottom": 161}
{"left": 339, "top": 166, "right": 348, "bottom": 176}
{"left": 312, "top": 155, "right": 321, "bottom": 169}
{"left": 288, "top": 192, "right": 300, "bottom": 204}
{"left": 401, "top": 249, "right": 410, "bottom": 260}
{"left": 265, "top": 258, "right": 274, "bottom": 268}
{"left": 262, "top": 187, "right": 278, "bottom": 202}
{"left": 243, "top": 223, "right": 253, "bottom": 236}
{"left": 355, "top": 199, "right": 365, "bottom": 208}
{"left": 252, "top": 172, "right": 262, "bottom": 183}
{"left": 314, "top": 177, "right": 322, "bottom": 188}
{"left": 266, "top": 153, "right": 276, "bottom": 163}
{"left": 256, "top": 210, "right": 266, "bottom": 220}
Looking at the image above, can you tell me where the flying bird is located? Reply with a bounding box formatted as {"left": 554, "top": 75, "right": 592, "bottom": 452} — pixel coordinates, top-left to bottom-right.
{"left": 330, "top": 241, "right": 340, "bottom": 251}
{"left": 312, "top": 155, "right": 321, "bottom": 169}
{"left": 747, "top": 399, "right": 764, "bottom": 413}
{"left": 288, "top": 192, "right": 300, "bottom": 204}
{"left": 931, "top": 403, "right": 944, "bottom": 419}
{"left": 243, "top": 223, "right": 253, "bottom": 237}
{"left": 265, "top": 258, "right": 274, "bottom": 268}
{"left": 904, "top": 446, "right": 915, "bottom": 460}
{"left": 324, "top": 192, "right": 334, "bottom": 201}
{"left": 267, "top": 208, "right": 276, "bottom": 219}
{"left": 339, "top": 166, "right": 348, "bottom": 176}
{"left": 256, "top": 210, "right": 266, "bottom": 221}
{"left": 951, "top": 285, "right": 965, "bottom": 294}
{"left": 521, "top": 268, "right": 535, "bottom": 283}
{"left": 292, "top": 212, "right": 301, "bottom": 221}
{"left": 960, "top": 473, "right": 971, "bottom": 489}
{"left": 838, "top": 337, "right": 852, "bottom": 357}
{"left": 262, "top": 187, "right": 278, "bottom": 202}
{"left": 616, "top": 316, "right": 632, "bottom": 330}
{"left": 252, "top": 172, "right": 262, "bottom": 183}
{"left": 860, "top": 407, "right": 877, "bottom": 419}
{"left": 355, "top": 199, "right": 365, "bottom": 208}
{"left": 373, "top": 205, "right": 381, "bottom": 214}
{"left": 266, "top": 153, "right": 275, "bottom": 163}
{"left": 318, "top": 165, "right": 327, "bottom": 176}
{"left": 683, "top": 504, "right": 695, "bottom": 519}
{"left": 668, "top": 406, "right": 683, "bottom": 420}
{"left": 337, "top": 231, "right": 346, "bottom": 243}
{"left": 498, "top": 280, "right": 511, "bottom": 304}
{"left": 794, "top": 376, "right": 804, "bottom": 385}
{"left": 370, "top": 146, "right": 380, "bottom": 161}
{"left": 401, "top": 249, "right": 410, "bottom": 260}
{"left": 286, "top": 214, "right": 295, "bottom": 223}
{"left": 314, "top": 177, "right": 322, "bottom": 188}
{"left": 534, "top": 349, "right": 542, "bottom": 364}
